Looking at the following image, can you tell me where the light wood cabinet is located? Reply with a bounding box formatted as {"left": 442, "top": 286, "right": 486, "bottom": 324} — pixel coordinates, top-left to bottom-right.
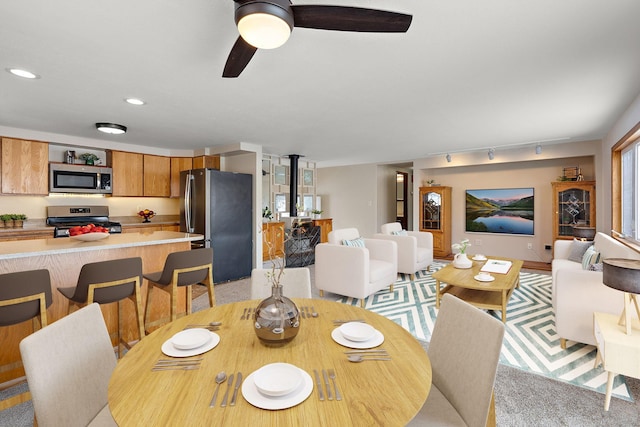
{"left": 108, "top": 151, "right": 144, "bottom": 196}
{"left": 170, "top": 157, "right": 193, "bottom": 198}
{"left": 552, "top": 181, "right": 596, "bottom": 242}
{"left": 419, "top": 186, "right": 452, "bottom": 258}
{"left": 193, "top": 155, "right": 220, "bottom": 170}
{"left": 143, "top": 154, "right": 171, "bottom": 197}
{"left": 312, "top": 218, "right": 333, "bottom": 243}
{"left": 1, "top": 138, "right": 49, "bottom": 195}
{"left": 262, "top": 221, "right": 285, "bottom": 261}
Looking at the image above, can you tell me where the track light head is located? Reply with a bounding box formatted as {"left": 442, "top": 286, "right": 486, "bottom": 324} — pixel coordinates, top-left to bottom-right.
{"left": 446, "top": 153, "right": 451, "bottom": 163}
{"left": 535, "top": 144, "right": 542, "bottom": 155}
{"left": 488, "top": 148, "right": 495, "bottom": 160}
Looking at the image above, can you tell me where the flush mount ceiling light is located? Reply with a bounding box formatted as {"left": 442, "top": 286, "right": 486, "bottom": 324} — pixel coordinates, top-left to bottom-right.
{"left": 535, "top": 144, "right": 542, "bottom": 155}
{"left": 488, "top": 148, "right": 495, "bottom": 160}
{"left": 235, "top": 0, "right": 294, "bottom": 49}
{"left": 125, "top": 98, "right": 146, "bottom": 106}
{"left": 6, "top": 68, "right": 40, "bottom": 79}
{"left": 95, "top": 123, "right": 127, "bottom": 135}
{"left": 446, "top": 153, "right": 452, "bottom": 163}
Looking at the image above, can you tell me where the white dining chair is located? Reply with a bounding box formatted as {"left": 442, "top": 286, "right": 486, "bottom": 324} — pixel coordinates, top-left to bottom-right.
{"left": 408, "top": 294, "right": 505, "bottom": 427}
{"left": 19, "top": 303, "right": 117, "bottom": 427}
{"left": 250, "top": 267, "right": 312, "bottom": 299}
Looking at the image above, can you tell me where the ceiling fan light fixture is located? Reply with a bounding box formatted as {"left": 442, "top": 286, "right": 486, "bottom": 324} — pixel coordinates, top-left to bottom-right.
{"left": 236, "top": 1, "right": 294, "bottom": 49}
{"left": 95, "top": 122, "right": 127, "bottom": 135}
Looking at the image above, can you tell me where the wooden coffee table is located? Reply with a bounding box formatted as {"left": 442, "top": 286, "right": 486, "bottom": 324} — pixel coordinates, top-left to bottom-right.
{"left": 432, "top": 256, "right": 523, "bottom": 322}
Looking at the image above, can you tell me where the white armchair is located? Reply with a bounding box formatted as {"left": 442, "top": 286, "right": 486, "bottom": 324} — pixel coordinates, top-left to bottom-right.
{"left": 315, "top": 228, "right": 398, "bottom": 307}
{"left": 373, "top": 222, "right": 433, "bottom": 280}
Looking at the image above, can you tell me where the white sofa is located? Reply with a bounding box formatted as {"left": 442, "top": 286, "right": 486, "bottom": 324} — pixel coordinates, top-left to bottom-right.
{"left": 373, "top": 222, "right": 433, "bottom": 279}
{"left": 315, "top": 228, "right": 397, "bottom": 307}
{"left": 552, "top": 232, "right": 640, "bottom": 347}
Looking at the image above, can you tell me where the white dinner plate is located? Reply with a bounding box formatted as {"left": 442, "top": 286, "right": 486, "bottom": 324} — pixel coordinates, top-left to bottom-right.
{"left": 474, "top": 274, "right": 495, "bottom": 282}
{"left": 170, "top": 328, "right": 211, "bottom": 350}
{"left": 338, "top": 321, "right": 376, "bottom": 342}
{"left": 161, "top": 331, "right": 220, "bottom": 357}
{"left": 331, "top": 328, "right": 384, "bottom": 349}
{"left": 70, "top": 232, "right": 110, "bottom": 241}
{"left": 242, "top": 367, "right": 313, "bottom": 410}
{"left": 472, "top": 255, "right": 487, "bottom": 261}
{"left": 253, "top": 363, "right": 303, "bottom": 397}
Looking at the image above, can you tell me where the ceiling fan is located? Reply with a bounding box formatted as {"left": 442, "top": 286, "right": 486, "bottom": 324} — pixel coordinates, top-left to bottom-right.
{"left": 223, "top": 0, "right": 412, "bottom": 78}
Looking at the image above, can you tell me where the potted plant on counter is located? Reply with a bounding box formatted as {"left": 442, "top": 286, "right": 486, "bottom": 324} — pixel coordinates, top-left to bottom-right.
{"left": 13, "top": 214, "right": 27, "bottom": 228}
{"left": 79, "top": 153, "right": 100, "bottom": 165}
{"left": 0, "top": 214, "right": 10, "bottom": 228}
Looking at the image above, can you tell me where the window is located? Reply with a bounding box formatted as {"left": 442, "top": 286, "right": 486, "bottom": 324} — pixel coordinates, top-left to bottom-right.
{"left": 613, "top": 121, "right": 640, "bottom": 245}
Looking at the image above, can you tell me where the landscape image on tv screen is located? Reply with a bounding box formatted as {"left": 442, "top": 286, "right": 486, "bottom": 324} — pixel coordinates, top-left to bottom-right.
{"left": 465, "top": 188, "right": 534, "bottom": 235}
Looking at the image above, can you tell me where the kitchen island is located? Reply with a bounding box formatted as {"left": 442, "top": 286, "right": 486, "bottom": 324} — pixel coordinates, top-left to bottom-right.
{"left": 0, "top": 231, "right": 204, "bottom": 384}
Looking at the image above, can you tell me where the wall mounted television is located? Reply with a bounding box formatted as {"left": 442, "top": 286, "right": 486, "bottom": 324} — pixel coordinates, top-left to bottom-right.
{"left": 465, "top": 188, "right": 534, "bottom": 235}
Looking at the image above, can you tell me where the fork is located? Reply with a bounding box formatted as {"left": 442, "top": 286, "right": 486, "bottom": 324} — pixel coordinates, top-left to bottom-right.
{"left": 327, "top": 369, "right": 342, "bottom": 401}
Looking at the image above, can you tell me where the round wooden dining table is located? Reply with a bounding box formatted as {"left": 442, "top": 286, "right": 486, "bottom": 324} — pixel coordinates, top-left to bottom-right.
{"left": 108, "top": 298, "right": 431, "bottom": 426}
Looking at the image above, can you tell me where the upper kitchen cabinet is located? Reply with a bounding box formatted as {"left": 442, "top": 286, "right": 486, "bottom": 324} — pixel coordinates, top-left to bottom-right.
{"left": 193, "top": 155, "right": 220, "bottom": 170}
{"left": 1, "top": 138, "right": 49, "bottom": 195}
{"left": 170, "top": 157, "right": 193, "bottom": 198}
{"left": 108, "top": 150, "right": 144, "bottom": 196}
{"left": 143, "top": 154, "right": 170, "bottom": 197}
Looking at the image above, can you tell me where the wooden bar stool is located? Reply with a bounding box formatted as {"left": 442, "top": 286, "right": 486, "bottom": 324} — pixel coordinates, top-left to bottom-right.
{"left": 58, "top": 257, "right": 144, "bottom": 358}
{"left": 0, "top": 269, "right": 52, "bottom": 411}
{"left": 144, "top": 247, "right": 215, "bottom": 332}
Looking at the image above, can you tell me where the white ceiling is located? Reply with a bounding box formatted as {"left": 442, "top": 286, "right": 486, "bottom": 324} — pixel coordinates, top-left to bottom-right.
{"left": 1, "top": 0, "right": 640, "bottom": 167}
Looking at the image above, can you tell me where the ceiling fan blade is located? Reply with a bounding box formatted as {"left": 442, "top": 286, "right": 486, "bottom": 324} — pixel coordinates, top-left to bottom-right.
{"left": 222, "top": 36, "right": 258, "bottom": 78}
{"left": 291, "top": 5, "right": 412, "bottom": 33}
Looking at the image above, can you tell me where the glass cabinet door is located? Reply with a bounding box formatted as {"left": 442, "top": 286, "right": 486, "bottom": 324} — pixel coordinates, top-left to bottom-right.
{"left": 421, "top": 191, "right": 442, "bottom": 231}
{"left": 557, "top": 186, "right": 592, "bottom": 237}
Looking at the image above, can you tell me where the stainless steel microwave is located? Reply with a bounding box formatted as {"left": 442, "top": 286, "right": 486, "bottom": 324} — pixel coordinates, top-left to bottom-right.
{"left": 49, "top": 164, "right": 113, "bottom": 194}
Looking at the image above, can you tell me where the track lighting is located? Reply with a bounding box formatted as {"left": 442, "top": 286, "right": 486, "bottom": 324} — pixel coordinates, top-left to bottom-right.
{"left": 488, "top": 148, "right": 495, "bottom": 160}
{"left": 535, "top": 144, "right": 542, "bottom": 155}
{"left": 446, "top": 153, "right": 451, "bottom": 163}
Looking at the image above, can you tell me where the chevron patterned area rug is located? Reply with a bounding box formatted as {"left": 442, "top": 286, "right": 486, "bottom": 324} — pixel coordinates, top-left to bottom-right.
{"left": 335, "top": 262, "right": 633, "bottom": 401}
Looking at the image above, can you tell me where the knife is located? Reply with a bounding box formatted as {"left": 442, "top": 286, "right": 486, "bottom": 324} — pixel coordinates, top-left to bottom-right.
{"left": 230, "top": 372, "right": 242, "bottom": 406}
{"left": 322, "top": 369, "right": 333, "bottom": 400}
{"left": 220, "top": 373, "right": 234, "bottom": 407}
{"left": 313, "top": 370, "right": 324, "bottom": 401}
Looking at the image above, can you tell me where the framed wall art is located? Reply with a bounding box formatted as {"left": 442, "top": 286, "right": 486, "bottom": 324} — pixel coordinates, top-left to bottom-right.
{"left": 465, "top": 188, "right": 534, "bottom": 235}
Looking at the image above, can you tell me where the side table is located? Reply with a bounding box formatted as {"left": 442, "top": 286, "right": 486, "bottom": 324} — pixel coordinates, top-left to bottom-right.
{"left": 593, "top": 312, "right": 640, "bottom": 411}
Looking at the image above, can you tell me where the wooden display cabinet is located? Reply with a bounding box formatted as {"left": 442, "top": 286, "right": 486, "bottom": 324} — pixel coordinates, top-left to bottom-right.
{"left": 262, "top": 221, "right": 285, "bottom": 261}
{"left": 551, "top": 181, "right": 596, "bottom": 242}
{"left": 419, "top": 186, "right": 452, "bottom": 258}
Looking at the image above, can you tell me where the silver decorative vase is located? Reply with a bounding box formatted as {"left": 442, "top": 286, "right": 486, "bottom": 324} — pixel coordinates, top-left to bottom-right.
{"left": 254, "top": 284, "right": 300, "bottom": 346}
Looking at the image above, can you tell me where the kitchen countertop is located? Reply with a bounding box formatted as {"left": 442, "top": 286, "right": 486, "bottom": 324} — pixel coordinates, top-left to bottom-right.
{"left": 0, "top": 231, "right": 203, "bottom": 260}
{"left": 0, "top": 215, "right": 180, "bottom": 235}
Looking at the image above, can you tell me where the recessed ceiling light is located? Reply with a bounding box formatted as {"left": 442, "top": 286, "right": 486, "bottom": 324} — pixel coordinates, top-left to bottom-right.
{"left": 95, "top": 123, "right": 127, "bottom": 135}
{"left": 125, "top": 98, "right": 146, "bottom": 106}
{"left": 6, "top": 68, "right": 40, "bottom": 79}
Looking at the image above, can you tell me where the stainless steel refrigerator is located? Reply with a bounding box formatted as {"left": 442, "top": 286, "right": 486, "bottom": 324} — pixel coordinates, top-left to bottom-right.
{"left": 180, "top": 168, "right": 253, "bottom": 283}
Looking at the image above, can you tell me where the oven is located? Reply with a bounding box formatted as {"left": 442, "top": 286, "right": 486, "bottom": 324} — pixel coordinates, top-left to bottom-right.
{"left": 46, "top": 205, "right": 122, "bottom": 238}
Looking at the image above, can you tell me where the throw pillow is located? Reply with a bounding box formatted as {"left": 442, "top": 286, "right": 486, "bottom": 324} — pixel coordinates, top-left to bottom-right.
{"left": 588, "top": 262, "right": 604, "bottom": 272}
{"left": 343, "top": 237, "right": 365, "bottom": 247}
{"left": 392, "top": 230, "right": 408, "bottom": 236}
{"left": 567, "top": 239, "right": 593, "bottom": 263}
{"left": 581, "top": 246, "right": 601, "bottom": 270}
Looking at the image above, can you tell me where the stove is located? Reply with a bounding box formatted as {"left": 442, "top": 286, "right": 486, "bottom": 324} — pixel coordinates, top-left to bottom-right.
{"left": 46, "top": 205, "right": 122, "bottom": 238}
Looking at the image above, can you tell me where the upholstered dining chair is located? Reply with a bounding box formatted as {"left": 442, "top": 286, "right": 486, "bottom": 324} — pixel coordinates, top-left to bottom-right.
{"left": 0, "top": 269, "right": 52, "bottom": 411}
{"left": 20, "top": 303, "right": 117, "bottom": 427}
{"left": 374, "top": 222, "right": 433, "bottom": 280}
{"left": 315, "top": 228, "right": 397, "bottom": 307}
{"left": 144, "top": 247, "right": 215, "bottom": 331}
{"left": 408, "top": 294, "right": 505, "bottom": 427}
{"left": 57, "top": 257, "right": 144, "bottom": 358}
{"left": 251, "top": 267, "right": 312, "bottom": 299}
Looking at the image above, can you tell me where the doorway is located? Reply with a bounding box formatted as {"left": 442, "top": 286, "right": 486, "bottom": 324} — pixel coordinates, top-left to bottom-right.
{"left": 396, "top": 171, "right": 408, "bottom": 230}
